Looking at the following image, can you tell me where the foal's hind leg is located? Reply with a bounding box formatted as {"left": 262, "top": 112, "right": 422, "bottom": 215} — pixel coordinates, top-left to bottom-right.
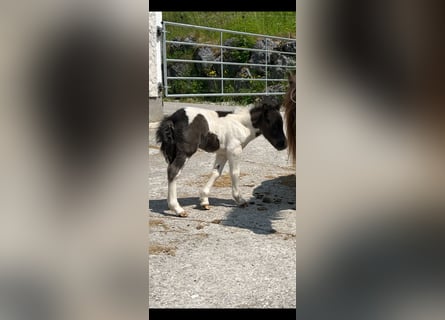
{"left": 199, "top": 152, "right": 227, "bottom": 210}
{"left": 167, "top": 152, "right": 188, "bottom": 217}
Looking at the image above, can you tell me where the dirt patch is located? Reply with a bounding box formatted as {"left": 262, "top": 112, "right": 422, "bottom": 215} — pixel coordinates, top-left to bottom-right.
{"left": 149, "top": 243, "right": 177, "bottom": 256}
{"left": 149, "top": 218, "right": 169, "bottom": 230}
{"left": 196, "top": 222, "right": 207, "bottom": 230}
{"left": 192, "top": 233, "right": 209, "bottom": 240}
{"left": 200, "top": 172, "right": 248, "bottom": 188}
{"left": 213, "top": 174, "right": 233, "bottom": 187}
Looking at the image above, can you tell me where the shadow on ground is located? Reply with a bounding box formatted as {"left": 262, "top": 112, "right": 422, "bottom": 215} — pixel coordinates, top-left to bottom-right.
{"left": 148, "top": 197, "right": 236, "bottom": 216}
{"left": 222, "top": 174, "right": 296, "bottom": 235}
{"left": 149, "top": 174, "right": 295, "bottom": 234}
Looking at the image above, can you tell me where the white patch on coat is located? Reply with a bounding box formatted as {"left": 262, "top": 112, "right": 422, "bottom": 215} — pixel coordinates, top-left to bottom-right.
{"left": 184, "top": 107, "right": 258, "bottom": 151}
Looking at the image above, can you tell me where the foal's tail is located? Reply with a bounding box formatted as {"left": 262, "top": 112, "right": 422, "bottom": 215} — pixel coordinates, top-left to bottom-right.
{"left": 156, "top": 118, "right": 176, "bottom": 164}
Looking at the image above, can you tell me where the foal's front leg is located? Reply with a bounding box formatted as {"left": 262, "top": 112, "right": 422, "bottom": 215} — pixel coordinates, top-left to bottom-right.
{"left": 227, "top": 145, "right": 248, "bottom": 207}
{"left": 199, "top": 152, "right": 227, "bottom": 210}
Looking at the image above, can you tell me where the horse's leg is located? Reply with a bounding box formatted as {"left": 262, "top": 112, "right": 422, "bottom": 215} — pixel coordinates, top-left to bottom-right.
{"left": 167, "top": 152, "right": 188, "bottom": 217}
{"left": 227, "top": 145, "right": 248, "bottom": 207}
{"left": 199, "top": 152, "right": 227, "bottom": 210}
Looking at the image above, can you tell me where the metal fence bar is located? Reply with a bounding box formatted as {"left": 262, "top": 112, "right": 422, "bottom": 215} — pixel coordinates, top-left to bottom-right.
{"left": 166, "top": 58, "right": 295, "bottom": 69}
{"left": 162, "top": 20, "right": 296, "bottom": 98}
{"left": 167, "top": 92, "right": 288, "bottom": 98}
{"left": 165, "top": 40, "right": 296, "bottom": 56}
{"left": 167, "top": 77, "right": 287, "bottom": 81}
{"left": 162, "top": 22, "right": 169, "bottom": 96}
{"left": 163, "top": 21, "right": 294, "bottom": 41}
{"left": 265, "top": 37, "right": 269, "bottom": 94}
{"left": 220, "top": 31, "right": 224, "bottom": 94}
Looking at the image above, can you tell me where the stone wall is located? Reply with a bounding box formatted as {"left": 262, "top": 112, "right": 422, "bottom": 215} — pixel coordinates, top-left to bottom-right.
{"left": 166, "top": 35, "right": 296, "bottom": 105}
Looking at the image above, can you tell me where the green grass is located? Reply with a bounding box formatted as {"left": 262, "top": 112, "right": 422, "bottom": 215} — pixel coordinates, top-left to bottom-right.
{"left": 162, "top": 12, "right": 296, "bottom": 42}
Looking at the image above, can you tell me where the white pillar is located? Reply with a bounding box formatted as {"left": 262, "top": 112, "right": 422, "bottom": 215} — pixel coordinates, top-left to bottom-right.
{"left": 149, "top": 11, "right": 163, "bottom": 122}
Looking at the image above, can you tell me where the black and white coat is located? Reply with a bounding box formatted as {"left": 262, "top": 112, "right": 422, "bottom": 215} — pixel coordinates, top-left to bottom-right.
{"left": 156, "top": 104, "right": 287, "bottom": 217}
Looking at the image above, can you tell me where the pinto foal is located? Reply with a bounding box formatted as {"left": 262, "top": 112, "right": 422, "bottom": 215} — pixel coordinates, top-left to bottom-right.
{"left": 156, "top": 104, "right": 287, "bottom": 217}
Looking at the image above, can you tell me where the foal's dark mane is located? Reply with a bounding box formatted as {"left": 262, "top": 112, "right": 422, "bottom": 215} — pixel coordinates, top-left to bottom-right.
{"left": 284, "top": 71, "right": 296, "bottom": 164}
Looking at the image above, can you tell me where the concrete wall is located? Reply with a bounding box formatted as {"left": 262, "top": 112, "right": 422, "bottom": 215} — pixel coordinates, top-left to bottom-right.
{"left": 149, "top": 11, "right": 163, "bottom": 122}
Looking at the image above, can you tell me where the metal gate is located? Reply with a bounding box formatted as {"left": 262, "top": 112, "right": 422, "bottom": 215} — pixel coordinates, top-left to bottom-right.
{"left": 160, "top": 21, "right": 296, "bottom": 98}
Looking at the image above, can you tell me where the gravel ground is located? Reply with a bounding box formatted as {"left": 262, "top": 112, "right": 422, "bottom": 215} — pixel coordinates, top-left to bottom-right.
{"left": 148, "top": 101, "right": 296, "bottom": 308}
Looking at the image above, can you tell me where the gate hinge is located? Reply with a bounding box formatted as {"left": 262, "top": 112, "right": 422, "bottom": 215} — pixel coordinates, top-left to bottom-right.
{"left": 157, "top": 26, "right": 163, "bottom": 40}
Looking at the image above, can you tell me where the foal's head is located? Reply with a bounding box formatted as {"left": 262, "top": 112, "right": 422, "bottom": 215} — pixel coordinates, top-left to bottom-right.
{"left": 250, "top": 103, "right": 287, "bottom": 151}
